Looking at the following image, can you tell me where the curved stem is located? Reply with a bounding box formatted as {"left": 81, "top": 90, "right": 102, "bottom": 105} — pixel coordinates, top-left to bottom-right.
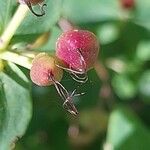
{"left": 57, "top": 18, "right": 75, "bottom": 32}
{"left": 0, "top": 4, "right": 29, "bottom": 51}
{"left": 0, "top": 51, "right": 32, "bottom": 69}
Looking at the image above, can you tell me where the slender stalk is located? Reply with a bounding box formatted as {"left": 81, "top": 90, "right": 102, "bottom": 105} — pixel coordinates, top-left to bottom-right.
{"left": 94, "top": 60, "right": 109, "bottom": 82}
{"left": 0, "top": 4, "right": 29, "bottom": 51}
{"left": 57, "top": 18, "right": 75, "bottom": 32}
{"left": 0, "top": 51, "right": 32, "bottom": 69}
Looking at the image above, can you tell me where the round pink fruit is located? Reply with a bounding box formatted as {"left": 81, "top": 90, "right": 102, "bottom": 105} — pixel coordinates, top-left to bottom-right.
{"left": 120, "top": 0, "right": 135, "bottom": 9}
{"left": 30, "top": 53, "right": 63, "bottom": 86}
{"left": 56, "top": 30, "right": 100, "bottom": 73}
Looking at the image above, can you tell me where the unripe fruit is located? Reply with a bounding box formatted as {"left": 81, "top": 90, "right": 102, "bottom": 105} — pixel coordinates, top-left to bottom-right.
{"left": 30, "top": 53, "right": 63, "bottom": 86}
{"left": 120, "top": 0, "right": 135, "bottom": 9}
{"left": 19, "top": 0, "right": 46, "bottom": 17}
{"left": 56, "top": 30, "right": 99, "bottom": 73}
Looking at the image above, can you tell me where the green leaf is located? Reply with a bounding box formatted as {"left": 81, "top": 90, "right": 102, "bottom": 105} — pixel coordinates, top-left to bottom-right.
{"left": 106, "top": 107, "right": 150, "bottom": 150}
{"left": 133, "top": 0, "right": 150, "bottom": 30}
{"left": 16, "top": 0, "right": 62, "bottom": 35}
{"left": 136, "top": 41, "right": 150, "bottom": 61}
{"left": 62, "top": 0, "right": 124, "bottom": 24}
{"left": 97, "top": 23, "right": 119, "bottom": 45}
{"left": 0, "top": 0, "right": 16, "bottom": 33}
{"left": 139, "top": 70, "right": 150, "bottom": 98}
{"left": 0, "top": 62, "right": 32, "bottom": 150}
{"left": 38, "top": 26, "right": 61, "bottom": 52}
{"left": 112, "top": 74, "right": 137, "bottom": 99}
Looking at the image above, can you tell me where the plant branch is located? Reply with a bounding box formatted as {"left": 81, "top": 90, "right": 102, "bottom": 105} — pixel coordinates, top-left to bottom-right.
{"left": 0, "top": 51, "right": 33, "bottom": 69}
{"left": 57, "top": 18, "right": 75, "bottom": 32}
{"left": 94, "top": 60, "right": 109, "bottom": 82}
{"left": 0, "top": 4, "right": 29, "bottom": 51}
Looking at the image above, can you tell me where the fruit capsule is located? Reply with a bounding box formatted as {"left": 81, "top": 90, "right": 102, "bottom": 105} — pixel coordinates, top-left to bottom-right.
{"left": 56, "top": 29, "right": 99, "bottom": 83}
{"left": 120, "top": 0, "right": 135, "bottom": 9}
{"left": 30, "top": 53, "right": 63, "bottom": 86}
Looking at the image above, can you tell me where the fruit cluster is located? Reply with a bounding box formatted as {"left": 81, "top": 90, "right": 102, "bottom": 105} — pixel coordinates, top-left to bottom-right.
{"left": 22, "top": 0, "right": 100, "bottom": 115}
{"left": 30, "top": 29, "right": 99, "bottom": 115}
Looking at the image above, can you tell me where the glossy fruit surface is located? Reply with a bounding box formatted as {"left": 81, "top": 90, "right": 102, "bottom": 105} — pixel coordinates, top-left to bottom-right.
{"left": 30, "top": 53, "right": 63, "bottom": 86}
{"left": 56, "top": 30, "right": 99, "bottom": 72}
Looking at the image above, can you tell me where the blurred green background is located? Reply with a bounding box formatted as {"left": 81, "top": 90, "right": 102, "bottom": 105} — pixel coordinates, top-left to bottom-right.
{"left": 1, "top": 0, "right": 150, "bottom": 150}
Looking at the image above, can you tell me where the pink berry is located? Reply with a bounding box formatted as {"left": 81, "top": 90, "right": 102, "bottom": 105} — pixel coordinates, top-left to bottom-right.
{"left": 120, "top": 0, "right": 135, "bottom": 9}
{"left": 56, "top": 30, "right": 99, "bottom": 73}
{"left": 30, "top": 53, "right": 63, "bottom": 86}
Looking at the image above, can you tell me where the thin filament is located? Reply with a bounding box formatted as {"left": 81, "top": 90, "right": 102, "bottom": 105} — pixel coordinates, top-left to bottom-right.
{"left": 70, "top": 71, "right": 88, "bottom": 83}
{"left": 55, "top": 48, "right": 88, "bottom": 83}
{"left": 55, "top": 63, "right": 88, "bottom": 83}
{"left": 48, "top": 73, "right": 79, "bottom": 116}
{"left": 77, "top": 48, "right": 87, "bottom": 72}
{"left": 55, "top": 63, "right": 85, "bottom": 74}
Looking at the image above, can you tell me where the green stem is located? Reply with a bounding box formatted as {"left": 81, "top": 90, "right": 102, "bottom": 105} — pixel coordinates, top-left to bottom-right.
{"left": 58, "top": 18, "right": 74, "bottom": 32}
{"left": 0, "top": 4, "right": 29, "bottom": 51}
{"left": 0, "top": 51, "right": 33, "bottom": 69}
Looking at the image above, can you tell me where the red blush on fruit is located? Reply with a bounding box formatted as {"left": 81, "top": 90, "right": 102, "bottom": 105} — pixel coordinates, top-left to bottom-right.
{"left": 56, "top": 30, "right": 99, "bottom": 73}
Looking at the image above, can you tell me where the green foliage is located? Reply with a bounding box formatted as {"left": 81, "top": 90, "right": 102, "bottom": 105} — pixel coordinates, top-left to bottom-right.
{"left": 0, "top": 0, "right": 16, "bottom": 33}
{"left": 112, "top": 74, "right": 137, "bottom": 99}
{"left": 136, "top": 41, "right": 150, "bottom": 61}
{"left": 139, "top": 70, "right": 150, "bottom": 99}
{"left": 134, "top": 0, "right": 150, "bottom": 30}
{"left": 0, "top": 62, "right": 32, "bottom": 149}
{"left": 62, "top": 0, "right": 124, "bottom": 23}
{"left": 107, "top": 107, "right": 150, "bottom": 150}
{"left": 16, "top": 0, "right": 62, "bottom": 35}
